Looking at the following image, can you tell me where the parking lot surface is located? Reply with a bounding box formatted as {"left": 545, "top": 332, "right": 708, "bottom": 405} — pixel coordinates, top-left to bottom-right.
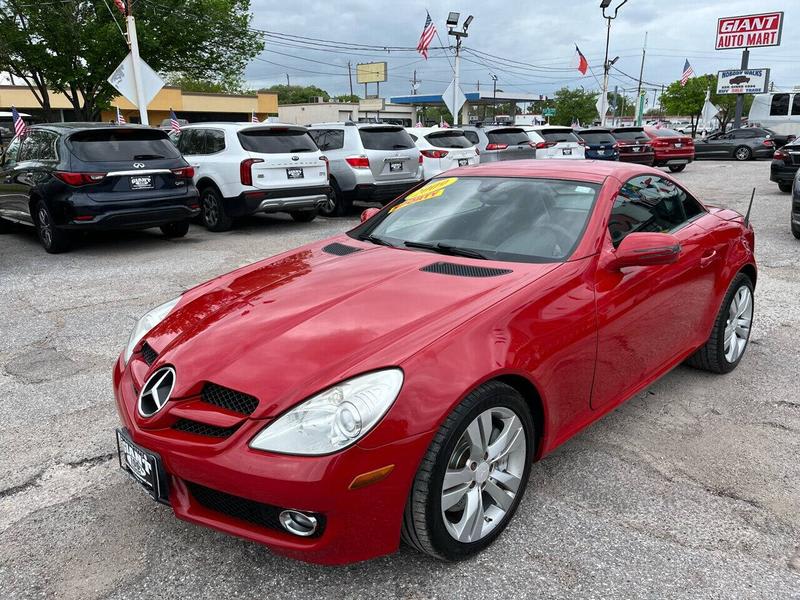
{"left": 1, "top": 161, "right": 798, "bottom": 600}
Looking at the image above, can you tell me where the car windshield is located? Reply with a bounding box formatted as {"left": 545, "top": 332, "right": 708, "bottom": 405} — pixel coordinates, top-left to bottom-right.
{"left": 359, "top": 127, "right": 415, "bottom": 150}
{"left": 238, "top": 128, "right": 317, "bottom": 153}
{"left": 578, "top": 131, "right": 615, "bottom": 144}
{"left": 613, "top": 129, "right": 649, "bottom": 142}
{"left": 354, "top": 176, "right": 599, "bottom": 263}
{"left": 68, "top": 129, "right": 181, "bottom": 161}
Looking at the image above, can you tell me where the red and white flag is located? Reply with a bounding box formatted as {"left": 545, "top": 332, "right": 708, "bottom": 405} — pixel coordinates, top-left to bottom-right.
{"left": 251, "top": 111, "right": 259, "bottom": 123}
{"left": 113, "top": 0, "right": 126, "bottom": 15}
{"left": 170, "top": 109, "right": 181, "bottom": 133}
{"left": 11, "top": 106, "right": 26, "bottom": 138}
{"left": 680, "top": 59, "right": 694, "bottom": 86}
{"left": 116, "top": 107, "right": 126, "bottom": 125}
{"left": 417, "top": 12, "right": 437, "bottom": 60}
{"left": 575, "top": 45, "right": 589, "bottom": 75}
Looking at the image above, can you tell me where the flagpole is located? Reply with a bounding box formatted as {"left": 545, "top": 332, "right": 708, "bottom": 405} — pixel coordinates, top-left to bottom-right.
{"left": 126, "top": 14, "right": 149, "bottom": 125}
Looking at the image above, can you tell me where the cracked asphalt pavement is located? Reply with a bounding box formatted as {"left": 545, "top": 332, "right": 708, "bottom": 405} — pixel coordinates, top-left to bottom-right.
{"left": 1, "top": 161, "right": 798, "bottom": 599}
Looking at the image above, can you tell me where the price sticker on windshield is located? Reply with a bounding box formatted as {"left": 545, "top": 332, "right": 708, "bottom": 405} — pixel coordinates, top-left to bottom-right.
{"left": 389, "top": 177, "right": 458, "bottom": 213}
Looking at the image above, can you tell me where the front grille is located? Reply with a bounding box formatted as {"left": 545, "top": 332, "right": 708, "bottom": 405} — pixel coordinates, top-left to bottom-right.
{"left": 201, "top": 383, "right": 258, "bottom": 415}
{"left": 322, "top": 242, "right": 362, "bottom": 256}
{"left": 172, "top": 418, "right": 240, "bottom": 438}
{"left": 421, "top": 262, "right": 512, "bottom": 278}
{"left": 140, "top": 342, "right": 158, "bottom": 366}
{"left": 187, "top": 482, "right": 325, "bottom": 537}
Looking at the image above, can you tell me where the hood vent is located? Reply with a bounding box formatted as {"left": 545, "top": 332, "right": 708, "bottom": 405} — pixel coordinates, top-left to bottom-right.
{"left": 420, "top": 262, "right": 512, "bottom": 278}
{"left": 322, "top": 242, "right": 362, "bottom": 256}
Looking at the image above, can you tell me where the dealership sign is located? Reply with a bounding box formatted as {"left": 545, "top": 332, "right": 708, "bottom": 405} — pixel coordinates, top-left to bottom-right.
{"left": 716, "top": 69, "right": 770, "bottom": 94}
{"left": 716, "top": 12, "right": 783, "bottom": 49}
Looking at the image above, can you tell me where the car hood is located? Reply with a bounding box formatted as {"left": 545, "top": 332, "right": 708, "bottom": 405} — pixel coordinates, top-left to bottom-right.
{"left": 145, "top": 237, "right": 559, "bottom": 418}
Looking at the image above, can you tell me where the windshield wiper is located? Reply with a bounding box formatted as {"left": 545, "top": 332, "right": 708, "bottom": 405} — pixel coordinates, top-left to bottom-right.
{"left": 360, "top": 234, "right": 395, "bottom": 247}
{"left": 404, "top": 240, "right": 488, "bottom": 260}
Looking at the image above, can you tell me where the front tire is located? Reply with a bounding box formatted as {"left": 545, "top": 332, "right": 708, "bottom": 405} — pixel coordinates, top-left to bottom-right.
{"left": 289, "top": 210, "right": 317, "bottom": 223}
{"left": 668, "top": 164, "right": 686, "bottom": 173}
{"left": 734, "top": 146, "right": 752, "bottom": 161}
{"left": 778, "top": 182, "right": 793, "bottom": 193}
{"left": 200, "top": 187, "right": 233, "bottom": 232}
{"left": 33, "top": 200, "right": 71, "bottom": 253}
{"left": 686, "top": 273, "right": 754, "bottom": 374}
{"left": 160, "top": 220, "right": 190, "bottom": 238}
{"left": 402, "top": 381, "right": 534, "bottom": 561}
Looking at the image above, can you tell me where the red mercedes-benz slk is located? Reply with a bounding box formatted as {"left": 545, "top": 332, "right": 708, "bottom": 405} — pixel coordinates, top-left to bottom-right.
{"left": 113, "top": 160, "right": 756, "bottom": 565}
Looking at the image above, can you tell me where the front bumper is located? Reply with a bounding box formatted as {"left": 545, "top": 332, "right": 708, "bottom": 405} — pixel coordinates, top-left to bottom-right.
{"left": 112, "top": 355, "right": 431, "bottom": 565}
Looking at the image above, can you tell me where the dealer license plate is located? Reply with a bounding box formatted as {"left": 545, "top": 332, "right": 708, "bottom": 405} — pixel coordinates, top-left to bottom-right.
{"left": 632, "top": 146, "right": 642, "bottom": 152}
{"left": 286, "top": 168, "right": 304, "bottom": 179}
{"left": 389, "top": 161, "right": 403, "bottom": 172}
{"left": 116, "top": 428, "right": 168, "bottom": 502}
{"left": 458, "top": 158, "right": 469, "bottom": 166}
{"left": 562, "top": 148, "right": 572, "bottom": 156}
{"left": 675, "top": 143, "right": 683, "bottom": 148}
{"left": 130, "top": 175, "right": 153, "bottom": 190}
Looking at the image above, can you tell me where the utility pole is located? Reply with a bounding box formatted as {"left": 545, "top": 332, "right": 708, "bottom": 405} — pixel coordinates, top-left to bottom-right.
{"left": 286, "top": 73, "right": 290, "bottom": 86}
{"left": 491, "top": 74, "right": 498, "bottom": 121}
{"left": 348, "top": 62, "right": 354, "bottom": 97}
{"left": 733, "top": 48, "right": 749, "bottom": 129}
{"left": 410, "top": 70, "right": 420, "bottom": 95}
{"left": 447, "top": 13, "right": 473, "bottom": 126}
{"left": 600, "top": 0, "right": 628, "bottom": 127}
{"left": 635, "top": 31, "right": 647, "bottom": 126}
{"left": 122, "top": 1, "right": 149, "bottom": 125}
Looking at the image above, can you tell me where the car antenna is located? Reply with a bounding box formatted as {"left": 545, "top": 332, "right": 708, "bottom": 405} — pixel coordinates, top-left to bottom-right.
{"left": 744, "top": 187, "right": 755, "bottom": 228}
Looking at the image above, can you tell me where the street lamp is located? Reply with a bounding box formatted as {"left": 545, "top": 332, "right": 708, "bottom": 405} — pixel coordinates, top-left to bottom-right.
{"left": 599, "top": 0, "right": 628, "bottom": 126}
{"left": 447, "top": 13, "right": 473, "bottom": 126}
{"left": 490, "top": 74, "right": 498, "bottom": 121}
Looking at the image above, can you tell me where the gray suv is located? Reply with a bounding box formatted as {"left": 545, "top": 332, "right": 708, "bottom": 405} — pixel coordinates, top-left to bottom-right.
{"left": 308, "top": 122, "right": 422, "bottom": 216}
{"left": 461, "top": 125, "right": 537, "bottom": 163}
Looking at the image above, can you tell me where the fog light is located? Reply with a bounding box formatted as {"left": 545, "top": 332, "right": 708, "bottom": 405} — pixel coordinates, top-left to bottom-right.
{"left": 279, "top": 510, "right": 318, "bottom": 537}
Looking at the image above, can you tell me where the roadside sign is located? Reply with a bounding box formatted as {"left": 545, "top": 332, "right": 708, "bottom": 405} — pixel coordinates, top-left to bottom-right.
{"left": 715, "top": 12, "right": 783, "bottom": 50}
{"left": 108, "top": 53, "right": 164, "bottom": 108}
{"left": 443, "top": 79, "right": 466, "bottom": 121}
{"left": 358, "top": 98, "right": 385, "bottom": 111}
{"left": 542, "top": 108, "right": 556, "bottom": 117}
{"left": 716, "top": 69, "right": 770, "bottom": 94}
{"left": 356, "top": 62, "right": 387, "bottom": 84}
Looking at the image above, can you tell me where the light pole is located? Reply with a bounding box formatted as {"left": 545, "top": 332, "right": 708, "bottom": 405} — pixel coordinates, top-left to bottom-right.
{"left": 491, "top": 73, "right": 498, "bottom": 121}
{"left": 446, "top": 12, "right": 473, "bottom": 126}
{"left": 599, "top": 0, "right": 627, "bottom": 127}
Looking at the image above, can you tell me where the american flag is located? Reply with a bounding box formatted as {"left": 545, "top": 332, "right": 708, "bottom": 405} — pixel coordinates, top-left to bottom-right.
{"left": 116, "top": 107, "right": 126, "bottom": 125}
{"left": 680, "top": 59, "right": 694, "bottom": 86}
{"left": 11, "top": 106, "right": 26, "bottom": 138}
{"left": 113, "top": 0, "right": 126, "bottom": 15}
{"left": 417, "top": 12, "right": 436, "bottom": 60}
{"left": 251, "top": 111, "right": 259, "bottom": 123}
{"left": 169, "top": 109, "right": 181, "bottom": 133}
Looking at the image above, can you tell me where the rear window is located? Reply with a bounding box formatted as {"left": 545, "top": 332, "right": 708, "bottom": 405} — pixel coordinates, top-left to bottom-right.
{"left": 612, "top": 129, "right": 649, "bottom": 142}
{"left": 238, "top": 128, "right": 317, "bottom": 153}
{"left": 541, "top": 129, "right": 580, "bottom": 143}
{"left": 358, "top": 127, "right": 415, "bottom": 150}
{"left": 486, "top": 128, "right": 530, "bottom": 145}
{"left": 425, "top": 131, "right": 473, "bottom": 148}
{"left": 647, "top": 128, "right": 682, "bottom": 137}
{"left": 578, "top": 131, "right": 615, "bottom": 144}
{"left": 68, "top": 129, "right": 180, "bottom": 162}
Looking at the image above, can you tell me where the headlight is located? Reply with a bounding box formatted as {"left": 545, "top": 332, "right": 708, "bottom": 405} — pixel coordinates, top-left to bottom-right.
{"left": 250, "top": 369, "right": 404, "bottom": 455}
{"left": 123, "top": 296, "right": 181, "bottom": 364}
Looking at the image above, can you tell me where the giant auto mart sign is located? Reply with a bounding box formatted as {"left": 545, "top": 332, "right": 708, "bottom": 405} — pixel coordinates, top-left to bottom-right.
{"left": 716, "top": 12, "right": 783, "bottom": 50}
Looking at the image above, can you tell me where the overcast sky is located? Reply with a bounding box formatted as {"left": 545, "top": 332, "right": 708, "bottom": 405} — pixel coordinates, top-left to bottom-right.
{"left": 245, "top": 0, "right": 800, "bottom": 104}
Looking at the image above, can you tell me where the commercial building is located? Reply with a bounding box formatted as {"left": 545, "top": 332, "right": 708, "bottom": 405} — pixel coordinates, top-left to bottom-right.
{"left": 278, "top": 100, "right": 416, "bottom": 126}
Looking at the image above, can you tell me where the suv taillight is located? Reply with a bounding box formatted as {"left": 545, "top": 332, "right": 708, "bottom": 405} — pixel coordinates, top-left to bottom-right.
{"left": 240, "top": 158, "right": 264, "bottom": 186}
{"left": 763, "top": 139, "right": 775, "bottom": 147}
{"left": 345, "top": 156, "right": 370, "bottom": 169}
{"left": 534, "top": 141, "right": 556, "bottom": 149}
{"left": 420, "top": 149, "right": 449, "bottom": 159}
{"left": 773, "top": 149, "right": 788, "bottom": 161}
{"left": 650, "top": 139, "right": 669, "bottom": 147}
{"left": 485, "top": 143, "right": 509, "bottom": 150}
{"left": 320, "top": 155, "right": 330, "bottom": 178}
{"left": 54, "top": 172, "right": 105, "bottom": 186}
{"left": 171, "top": 166, "right": 195, "bottom": 179}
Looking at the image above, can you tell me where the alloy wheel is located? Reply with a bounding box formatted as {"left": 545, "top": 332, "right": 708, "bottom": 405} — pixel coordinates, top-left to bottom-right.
{"left": 203, "top": 193, "right": 219, "bottom": 227}
{"left": 37, "top": 206, "right": 52, "bottom": 248}
{"left": 724, "top": 285, "right": 753, "bottom": 363}
{"left": 440, "top": 407, "right": 526, "bottom": 543}
{"left": 319, "top": 189, "right": 338, "bottom": 217}
{"left": 735, "top": 147, "right": 751, "bottom": 161}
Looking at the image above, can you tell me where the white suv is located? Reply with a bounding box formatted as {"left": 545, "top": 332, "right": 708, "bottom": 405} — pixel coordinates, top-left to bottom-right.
{"left": 523, "top": 126, "right": 586, "bottom": 160}
{"left": 406, "top": 127, "right": 479, "bottom": 178}
{"left": 174, "top": 123, "right": 330, "bottom": 231}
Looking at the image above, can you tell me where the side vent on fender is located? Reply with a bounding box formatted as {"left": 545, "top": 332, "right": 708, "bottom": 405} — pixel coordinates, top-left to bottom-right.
{"left": 420, "top": 262, "right": 513, "bottom": 278}
{"left": 322, "top": 242, "right": 362, "bottom": 256}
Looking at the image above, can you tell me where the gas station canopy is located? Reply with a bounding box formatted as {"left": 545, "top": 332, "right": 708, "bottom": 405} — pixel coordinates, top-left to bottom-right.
{"left": 389, "top": 90, "right": 546, "bottom": 107}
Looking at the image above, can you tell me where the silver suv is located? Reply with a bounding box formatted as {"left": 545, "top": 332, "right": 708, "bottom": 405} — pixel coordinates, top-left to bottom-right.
{"left": 461, "top": 125, "right": 537, "bottom": 163}
{"left": 308, "top": 122, "right": 422, "bottom": 216}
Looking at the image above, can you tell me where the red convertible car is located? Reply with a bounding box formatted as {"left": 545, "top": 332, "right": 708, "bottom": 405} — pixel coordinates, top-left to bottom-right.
{"left": 113, "top": 161, "right": 756, "bottom": 565}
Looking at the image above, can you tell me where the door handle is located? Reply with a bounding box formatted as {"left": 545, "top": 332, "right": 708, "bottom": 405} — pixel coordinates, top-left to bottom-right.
{"left": 700, "top": 250, "right": 717, "bottom": 267}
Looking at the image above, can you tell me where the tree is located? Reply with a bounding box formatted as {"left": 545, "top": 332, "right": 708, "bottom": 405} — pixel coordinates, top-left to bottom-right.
{"left": 0, "top": 0, "right": 263, "bottom": 120}
{"left": 552, "top": 87, "right": 598, "bottom": 127}
{"left": 165, "top": 74, "right": 246, "bottom": 95}
{"left": 259, "top": 84, "right": 331, "bottom": 105}
{"left": 607, "top": 91, "right": 635, "bottom": 118}
{"left": 660, "top": 75, "right": 712, "bottom": 136}
{"left": 710, "top": 79, "right": 754, "bottom": 130}
{"left": 333, "top": 94, "right": 360, "bottom": 103}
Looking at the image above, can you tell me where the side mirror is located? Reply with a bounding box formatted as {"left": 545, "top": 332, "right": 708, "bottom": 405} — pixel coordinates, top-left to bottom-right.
{"left": 360, "top": 207, "right": 380, "bottom": 223}
{"left": 607, "top": 232, "right": 681, "bottom": 270}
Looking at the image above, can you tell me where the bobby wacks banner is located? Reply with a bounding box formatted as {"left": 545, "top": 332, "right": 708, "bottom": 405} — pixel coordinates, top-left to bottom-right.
{"left": 716, "top": 69, "right": 770, "bottom": 95}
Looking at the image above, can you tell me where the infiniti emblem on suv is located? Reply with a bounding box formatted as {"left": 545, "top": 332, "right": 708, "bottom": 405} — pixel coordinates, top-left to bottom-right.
{"left": 291, "top": 155, "right": 299, "bottom": 161}
{"left": 138, "top": 366, "right": 176, "bottom": 417}
{"left": 133, "top": 163, "right": 146, "bottom": 169}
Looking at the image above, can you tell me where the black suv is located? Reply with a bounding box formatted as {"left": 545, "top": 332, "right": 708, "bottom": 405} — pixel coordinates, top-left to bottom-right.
{"left": 0, "top": 123, "right": 199, "bottom": 253}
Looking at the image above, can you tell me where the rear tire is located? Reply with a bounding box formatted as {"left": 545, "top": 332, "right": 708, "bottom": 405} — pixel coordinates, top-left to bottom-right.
{"left": 734, "top": 146, "right": 752, "bottom": 161}
{"left": 160, "top": 220, "right": 190, "bottom": 238}
{"left": 668, "top": 164, "right": 686, "bottom": 173}
{"left": 792, "top": 222, "right": 800, "bottom": 240}
{"left": 33, "top": 200, "right": 71, "bottom": 254}
{"left": 686, "top": 273, "right": 754, "bottom": 374}
{"left": 289, "top": 210, "right": 317, "bottom": 223}
{"left": 200, "top": 186, "right": 233, "bottom": 232}
{"left": 319, "top": 180, "right": 348, "bottom": 217}
{"left": 401, "top": 381, "right": 534, "bottom": 561}
{"left": 0, "top": 217, "right": 13, "bottom": 233}
{"left": 778, "top": 182, "right": 793, "bottom": 193}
